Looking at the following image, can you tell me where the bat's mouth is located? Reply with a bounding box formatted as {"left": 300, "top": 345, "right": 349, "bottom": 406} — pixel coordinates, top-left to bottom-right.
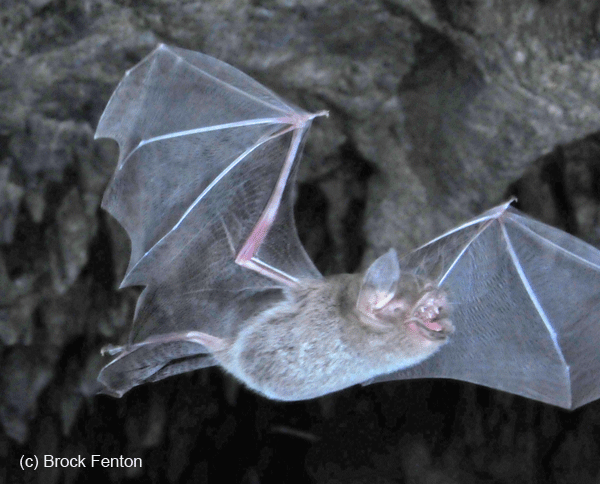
{"left": 410, "top": 317, "right": 453, "bottom": 341}
{"left": 410, "top": 291, "right": 454, "bottom": 341}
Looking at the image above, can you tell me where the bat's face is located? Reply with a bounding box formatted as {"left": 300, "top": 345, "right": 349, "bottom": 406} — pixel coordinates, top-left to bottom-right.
{"left": 358, "top": 280, "right": 453, "bottom": 343}
{"left": 355, "top": 249, "right": 454, "bottom": 365}
{"left": 402, "top": 283, "right": 454, "bottom": 342}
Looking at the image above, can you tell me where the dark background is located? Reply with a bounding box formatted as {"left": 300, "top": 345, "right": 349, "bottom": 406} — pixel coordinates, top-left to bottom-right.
{"left": 2, "top": 0, "right": 600, "bottom": 482}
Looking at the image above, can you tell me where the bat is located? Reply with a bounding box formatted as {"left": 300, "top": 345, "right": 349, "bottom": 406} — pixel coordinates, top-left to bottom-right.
{"left": 95, "top": 44, "right": 600, "bottom": 410}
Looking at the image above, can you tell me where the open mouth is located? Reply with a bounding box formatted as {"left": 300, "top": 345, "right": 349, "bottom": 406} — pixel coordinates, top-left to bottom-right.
{"left": 411, "top": 317, "right": 454, "bottom": 341}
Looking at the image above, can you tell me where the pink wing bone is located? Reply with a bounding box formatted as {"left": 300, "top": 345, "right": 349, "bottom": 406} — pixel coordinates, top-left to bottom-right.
{"left": 102, "top": 110, "right": 329, "bottom": 361}
{"left": 235, "top": 110, "right": 328, "bottom": 286}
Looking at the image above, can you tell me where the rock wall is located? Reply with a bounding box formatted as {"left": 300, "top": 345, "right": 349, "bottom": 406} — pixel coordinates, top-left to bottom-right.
{"left": 2, "top": 0, "right": 600, "bottom": 482}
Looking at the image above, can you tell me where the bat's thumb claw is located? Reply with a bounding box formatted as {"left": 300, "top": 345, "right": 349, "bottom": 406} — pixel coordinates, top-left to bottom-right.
{"left": 101, "top": 344, "right": 125, "bottom": 356}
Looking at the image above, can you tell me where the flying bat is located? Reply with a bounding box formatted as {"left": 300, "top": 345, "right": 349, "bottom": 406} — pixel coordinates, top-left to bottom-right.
{"left": 95, "top": 44, "right": 600, "bottom": 410}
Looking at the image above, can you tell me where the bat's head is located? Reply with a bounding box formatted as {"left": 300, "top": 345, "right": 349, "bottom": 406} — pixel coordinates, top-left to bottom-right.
{"left": 355, "top": 249, "right": 454, "bottom": 361}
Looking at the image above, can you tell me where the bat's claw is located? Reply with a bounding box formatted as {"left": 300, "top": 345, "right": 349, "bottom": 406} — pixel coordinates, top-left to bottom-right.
{"left": 101, "top": 344, "right": 126, "bottom": 356}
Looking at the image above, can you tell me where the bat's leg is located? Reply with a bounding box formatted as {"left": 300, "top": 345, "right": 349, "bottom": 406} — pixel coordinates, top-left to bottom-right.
{"left": 102, "top": 331, "right": 228, "bottom": 356}
{"left": 234, "top": 127, "right": 306, "bottom": 287}
{"left": 98, "top": 333, "right": 222, "bottom": 398}
{"left": 144, "top": 353, "right": 217, "bottom": 383}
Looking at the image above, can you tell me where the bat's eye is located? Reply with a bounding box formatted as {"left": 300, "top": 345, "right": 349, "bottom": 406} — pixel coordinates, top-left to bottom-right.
{"left": 386, "top": 300, "right": 408, "bottom": 315}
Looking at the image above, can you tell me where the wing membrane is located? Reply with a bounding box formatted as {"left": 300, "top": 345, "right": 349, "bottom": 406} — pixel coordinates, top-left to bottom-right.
{"left": 372, "top": 202, "right": 600, "bottom": 409}
{"left": 96, "top": 45, "right": 321, "bottom": 393}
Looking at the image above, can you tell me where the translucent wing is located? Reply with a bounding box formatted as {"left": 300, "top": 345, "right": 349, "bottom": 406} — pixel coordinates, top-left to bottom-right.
{"left": 371, "top": 201, "right": 600, "bottom": 410}
{"left": 96, "top": 45, "right": 322, "bottom": 394}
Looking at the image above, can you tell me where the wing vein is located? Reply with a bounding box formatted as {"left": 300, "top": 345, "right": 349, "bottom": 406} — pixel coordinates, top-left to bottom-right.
{"left": 169, "top": 47, "right": 291, "bottom": 115}
{"left": 437, "top": 218, "right": 496, "bottom": 287}
{"left": 418, "top": 200, "right": 514, "bottom": 251}
{"left": 508, "top": 215, "right": 600, "bottom": 272}
{"left": 117, "top": 118, "right": 284, "bottom": 171}
{"left": 500, "top": 222, "right": 567, "bottom": 365}
{"left": 138, "top": 118, "right": 285, "bottom": 147}
{"left": 125, "top": 127, "right": 288, "bottom": 280}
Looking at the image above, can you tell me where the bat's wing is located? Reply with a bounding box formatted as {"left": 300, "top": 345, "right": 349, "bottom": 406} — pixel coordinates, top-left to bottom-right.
{"left": 371, "top": 200, "right": 600, "bottom": 410}
{"left": 95, "top": 44, "right": 322, "bottom": 395}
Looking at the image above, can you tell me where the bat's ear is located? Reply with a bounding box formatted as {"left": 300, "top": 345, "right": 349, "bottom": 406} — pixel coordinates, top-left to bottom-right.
{"left": 357, "top": 249, "right": 400, "bottom": 316}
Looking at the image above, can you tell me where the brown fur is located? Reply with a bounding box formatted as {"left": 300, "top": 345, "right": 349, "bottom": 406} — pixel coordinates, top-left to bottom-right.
{"left": 214, "top": 273, "right": 453, "bottom": 400}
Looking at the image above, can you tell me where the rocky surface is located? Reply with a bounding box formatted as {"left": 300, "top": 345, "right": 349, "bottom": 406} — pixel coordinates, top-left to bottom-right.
{"left": 1, "top": 0, "right": 600, "bottom": 482}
